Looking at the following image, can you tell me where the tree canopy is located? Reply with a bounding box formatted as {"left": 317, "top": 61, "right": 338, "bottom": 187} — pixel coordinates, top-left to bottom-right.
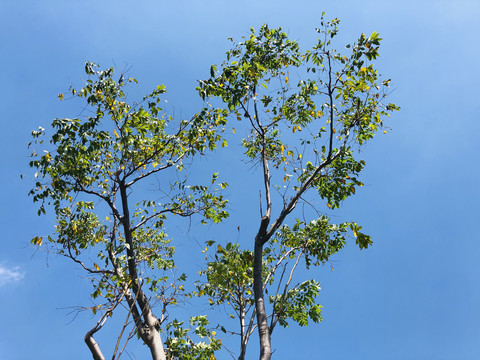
{"left": 29, "top": 16, "right": 398, "bottom": 360}
{"left": 196, "top": 17, "right": 398, "bottom": 359}
{"left": 29, "top": 62, "right": 228, "bottom": 360}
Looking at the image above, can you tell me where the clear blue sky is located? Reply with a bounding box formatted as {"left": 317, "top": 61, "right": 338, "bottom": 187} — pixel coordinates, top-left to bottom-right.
{"left": 1, "top": 1, "right": 480, "bottom": 359}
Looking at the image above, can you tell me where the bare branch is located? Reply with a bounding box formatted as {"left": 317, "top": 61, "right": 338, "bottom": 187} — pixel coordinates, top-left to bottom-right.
{"left": 85, "top": 292, "right": 126, "bottom": 360}
{"left": 269, "top": 250, "right": 304, "bottom": 333}
{"left": 125, "top": 154, "right": 184, "bottom": 188}
{"left": 262, "top": 247, "right": 300, "bottom": 290}
{"left": 64, "top": 238, "right": 114, "bottom": 276}
{"left": 327, "top": 52, "right": 335, "bottom": 160}
{"left": 113, "top": 289, "right": 140, "bottom": 360}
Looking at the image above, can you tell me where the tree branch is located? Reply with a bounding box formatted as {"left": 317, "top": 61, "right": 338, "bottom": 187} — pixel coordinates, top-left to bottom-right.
{"left": 270, "top": 250, "right": 304, "bottom": 333}
{"left": 264, "top": 126, "right": 353, "bottom": 244}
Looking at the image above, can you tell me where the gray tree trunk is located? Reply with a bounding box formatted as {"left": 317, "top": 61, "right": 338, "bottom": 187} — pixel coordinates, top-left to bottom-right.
{"left": 254, "top": 239, "right": 272, "bottom": 360}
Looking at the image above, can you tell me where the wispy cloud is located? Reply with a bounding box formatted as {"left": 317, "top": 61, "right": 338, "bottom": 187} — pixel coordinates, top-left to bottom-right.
{"left": 0, "top": 265, "right": 24, "bottom": 286}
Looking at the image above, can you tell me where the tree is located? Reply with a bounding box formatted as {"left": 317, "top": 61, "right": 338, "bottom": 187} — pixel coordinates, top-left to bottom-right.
{"left": 196, "top": 17, "right": 399, "bottom": 360}
{"left": 29, "top": 16, "right": 398, "bottom": 360}
{"left": 29, "top": 62, "right": 229, "bottom": 360}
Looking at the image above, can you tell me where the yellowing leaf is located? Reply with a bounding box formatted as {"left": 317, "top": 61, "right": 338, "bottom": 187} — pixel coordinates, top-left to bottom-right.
{"left": 106, "top": 216, "right": 109, "bottom": 221}
{"left": 58, "top": 93, "right": 64, "bottom": 100}
{"left": 285, "top": 76, "right": 289, "bottom": 84}
{"left": 94, "top": 263, "right": 100, "bottom": 271}
{"left": 32, "top": 236, "right": 43, "bottom": 245}
{"left": 232, "top": 128, "right": 236, "bottom": 134}
{"left": 114, "top": 129, "right": 119, "bottom": 138}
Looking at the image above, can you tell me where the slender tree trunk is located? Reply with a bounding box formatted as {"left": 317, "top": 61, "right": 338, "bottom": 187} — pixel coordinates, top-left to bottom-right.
{"left": 254, "top": 239, "right": 271, "bottom": 360}
{"left": 254, "top": 125, "right": 273, "bottom": 360}
{"left": 238, "top": 304, "right": 246, "bottom": 360}
{"left": 119, "top": 182, "right": 167, "bottom": 360}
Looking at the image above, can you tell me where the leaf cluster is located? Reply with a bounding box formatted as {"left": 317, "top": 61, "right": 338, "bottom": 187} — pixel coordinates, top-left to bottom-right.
{"left": 165, "top": 316, "right": 221, "bottom": 360}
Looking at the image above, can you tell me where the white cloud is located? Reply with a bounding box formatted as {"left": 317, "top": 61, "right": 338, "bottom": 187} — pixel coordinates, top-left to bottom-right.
{"left": 0, "top": 265, "right": 24, "bottom": 286}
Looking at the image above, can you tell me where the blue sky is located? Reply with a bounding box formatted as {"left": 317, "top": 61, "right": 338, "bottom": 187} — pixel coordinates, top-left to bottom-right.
{"left": 1, "top": 0, "right": 480, "bottom": 359}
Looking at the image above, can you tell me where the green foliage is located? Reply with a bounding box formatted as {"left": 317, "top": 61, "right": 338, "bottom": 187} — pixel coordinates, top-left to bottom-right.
{"left": 273, "top": 217, "right": 349, "bottom": 268}
{"left": 29, "top": 62, "right": 229, "bottom": 219}
{"left": 270, "top": 280, "right": 323, "bottom": 327}
{"left": 195, "top": 16, "right": 398, "bottom": 357}
{"left": 198, "top": 241, "right": 254, "bottom": 309}
{"left": 28, "top": 15, "right": 397, "bottom": 359}
{"left": 198, "top": 216, "right": 350, "bottom": 335}
{"left": 28, "top": 62, "right": 229, "bottom": 357}
{"left": 197, "top": 16, "right": 398, "bottom": 243}
{"left": 165, "top": 316, "right": 221, "bottom": 360}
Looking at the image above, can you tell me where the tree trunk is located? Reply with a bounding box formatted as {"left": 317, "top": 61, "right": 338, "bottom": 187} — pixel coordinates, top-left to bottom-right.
{"left": 119, "top": 182, "right": 167, "bottom": 360}
{"left": 254, "top": 240, "right": 271, "bottom": 360}
{"left": 142, "top": 327, "right": 167, "bottom": 360}
{"left": 238, "top": 347, "right": 246, "bottom": 360}
{"left": 85, "top": 330, "right": 105, "bottom": 360}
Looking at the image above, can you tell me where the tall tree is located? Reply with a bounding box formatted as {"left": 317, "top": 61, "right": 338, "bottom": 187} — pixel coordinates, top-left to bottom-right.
{"left": 29, "top": 63, "right": 228, "bottom": 360}
{"left": 197, "top": 17, "right": 399, "bottom": 360}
